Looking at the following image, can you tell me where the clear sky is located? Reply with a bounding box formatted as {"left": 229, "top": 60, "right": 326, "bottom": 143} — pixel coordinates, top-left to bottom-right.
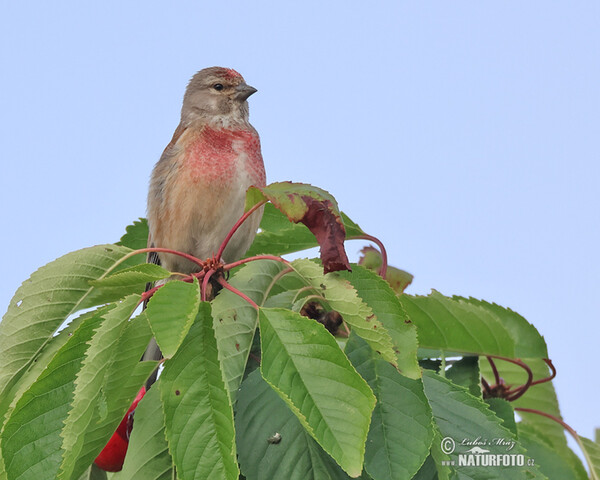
{"left": 1, "top": 1, "right": 598, "bottom": 445}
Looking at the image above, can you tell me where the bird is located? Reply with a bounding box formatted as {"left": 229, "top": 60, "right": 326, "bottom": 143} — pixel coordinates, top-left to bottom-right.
{"left": 147, "top": 66, "right": 266, "bottom": 273}
{"left": 142, "top": 67, "right": 266, "bottom": 364}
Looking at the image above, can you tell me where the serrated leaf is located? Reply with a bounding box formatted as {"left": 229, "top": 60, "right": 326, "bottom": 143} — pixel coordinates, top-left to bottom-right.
{"left": 445, "top": 357, "right": 481, "bottom": 398}
{"left": 291, "top": 259, "right": 397, "bottom": 366}
{"left": 345, "top": 334, "right": 432, "bottom": 480}
{"left": 246, "top": 203, "right": 319, "bottom": 257}
{"left": 117, "top": 218, "right": 149, "bottom": 250}
{"left": 479, "top": 358, "right": 566, "bottom": 450}
{"left": 114, "top": 386, "right": 173, "bottom": 480}
{"left": 0, "top": 245, "right": 134, "bottom": 413}
{"left": 259, "top": 307, "right": 376, "bottom": 477}
{"left": 422, "top": 370, "right": 541, "bottom": 479}
{"left": 486, "top": 398, "right": 517, "bottom": 436}
{"left": 245, "top": 182, "right": 350, "bottom": 273}
{"left": 400, "top": 290, "right": 547, "bottom": 358}
{"left": 356, "top": 246, "right": 413, "bottom": 294}
{"left": 481, "top": 358, "right": 589, "bottom": 478}
{"left": 67, "top": 314, "right": 156, "bottom": 477}
{"left": 145, "top": 279, "right": 200, "bottom": 358}
{"left": 428, "top": 426, "right": 455, "bottom": 480}
{"left": 456, "top": 297, "right": 548, "bottom": 358}
{"left": 246, "top": 204, "right": 364, "bottom": 258}
{"left": 517, "top": 424, "right": 581, "bottom": 480}
{"left": 159, "top": 302, "right": 238, "bottom": 480}
{"left": 236, "top": 370, "right": 351, "bottom": 480}
{"left": 337, "top": 265, "right": 420, "bottom": 378}
{"left": 1, "top": 308, "right": 105, "bottom": 480}
{"left": 0, "top": 306, "right": 110, "bottom": 434}
{"left": 579, "top": 437, "right": 600, "bottom": 480}
{"left": 90, "top": 263, "right": 170, "bottom": 288}
{"left": 211, "top": 259, "right": 287, "bottom": 399}
{"left": 58, "top": 295, "right": 144, "bottom": 480}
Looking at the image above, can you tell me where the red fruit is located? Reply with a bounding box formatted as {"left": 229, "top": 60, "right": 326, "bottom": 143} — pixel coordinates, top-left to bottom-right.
{"left": 94, "top": 386, "right": 146, "bottom": 472}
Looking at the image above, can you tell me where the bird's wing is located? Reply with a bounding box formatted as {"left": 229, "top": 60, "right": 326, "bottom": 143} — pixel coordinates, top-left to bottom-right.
{"left": 142, "top": 125, "right": 190, "bottom": 377}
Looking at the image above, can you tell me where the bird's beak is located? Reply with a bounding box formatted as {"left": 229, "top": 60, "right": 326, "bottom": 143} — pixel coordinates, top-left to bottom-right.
{"left": 235, "top": 83, "right": 257, "bottom": 101}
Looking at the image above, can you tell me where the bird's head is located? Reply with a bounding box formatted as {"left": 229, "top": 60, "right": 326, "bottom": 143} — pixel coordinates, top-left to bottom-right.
{"left": 181, "top": 67, "right": 257, "bottom": 127}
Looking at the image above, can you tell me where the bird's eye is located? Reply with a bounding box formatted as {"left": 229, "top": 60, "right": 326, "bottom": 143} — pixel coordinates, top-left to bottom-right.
{"left": 213, "top": 83, "right": 224, "bottom": 91}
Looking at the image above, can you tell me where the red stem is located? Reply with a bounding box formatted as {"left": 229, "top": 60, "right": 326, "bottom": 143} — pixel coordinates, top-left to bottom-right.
{"left": 350, "top": 234, "right": 388, "bottom": 278}
{"left": 216, "top": 276, "right": 259, "bottom": 310}
{"left": 485, "top": 355, "right": 533, "bottom": 402}
{"left": 481, "top": 377, "right": 492, "bottom": 396}
{"left": 140, "top": 284, "right": 161, "bottom": 305}
{"left": 529, "top": 359, "right": 556, "bottom": 386}
{"left": 139, "top": 271, "right": 206, "bottom": 307}
{"left": 487, "top": 356, "right": 501, "bottom": 385}
{"left": 135, "top": 247, "right": 205, "bottom": 269}
{"left": 514, "top": 407, "right": 577, "bottom": 439}
{"left": 216, "top": 201, "right": 266, "bottom": 262}
{"left": 224, "top": 255, "right": 290, "bottom": 271}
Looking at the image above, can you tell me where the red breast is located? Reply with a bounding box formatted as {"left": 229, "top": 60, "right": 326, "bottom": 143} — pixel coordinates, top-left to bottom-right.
{"left": 183, "top": 126, "right": 265, "bottom": 187}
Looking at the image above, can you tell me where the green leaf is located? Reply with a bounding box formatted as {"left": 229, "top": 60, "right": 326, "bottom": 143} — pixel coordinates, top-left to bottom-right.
{"left": 159, "top": 302, "right": 238, "bottom": 480}
{"left": 245, "top": 203, "right": 320, "bottom": 257}
{"left": 337, "top": 265, "right": 420, "bottom": 379}
{"left": 76, "top": 464, "right": 107, "bottom": 480}
{"left": 66, "top": 314, "right": 157, "bottom": 477}
{"left": 89, "top": 263, "right": 170, "bottom": 288}
{"left": 0, "top": 244, "right": 134, "bottom": 413}
{"left": 1, "top": 308, "right": 105, "bottom": 480}
{"left": 58, "top": 295, "right": 149, "bottom": 480}
{"left": 246, "top": 203, "right": 365, "bottom": 262}
{"left": 259, "top": 307, "right": 376, "bottom": 477}
{"left": 211, "top": 259, "right": 287, "bottom": 399}
{"left": 486, "top": 398, "right": 517, "bottom": 436}
{"left": 411, "top": 456, "right": 440, "bottom": 480}
{"left": 114, "top": 386, "right": 173, "bottom": 480}
{"left": 428, "top": 426, "right": 455, "bottom": 480}
{"left": 457, "top": 297, "right": 548, "bottom": 358}
{"left": 400, "top": 290, "right": 548, "bottom": 358}
{"left": 356, "top": 246, "right": 413, "bottom": 294}
{"left": 445, "top": 357, "right": 481, "bottom": 398}
{"left": 145, "top": 279, "right": 200, "bottom": 358}
{"left": 345, "top": 334, "right": 433, "bottom": 480}
{"left": 339, "top": 212, "right": 366, "bottom": 238}
{"left": 422, "top": 370, "right": 541, "bottom": 479}
{"left": 291, "top": 259, "right": 397, "bottom": 366}
{"left": 245, "top": 182, "right": 350, "bottom": 273}
{"left": 117, "top": 218, "right": 149, "bottom": 250}
{"left": 236, "top": 370, "right": 351, "bottom": 480}
{"left": 0, "top": 306, "right": 109, "bottom": 435}
{"left": 517, "top": 424, "right": 581, "bottom": 480}
{"left": 579, "top": 436, "right": 600, "bottom": 480}
{"left": 479, "top": 358, "right": 566, "bottom": 450}
{"left": 481, "top": 358, "right": 588, "bottom": 478}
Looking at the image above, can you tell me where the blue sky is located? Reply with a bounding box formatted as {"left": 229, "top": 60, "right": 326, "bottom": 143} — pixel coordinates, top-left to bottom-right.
{"left": 1, "top": 1, "right": 598, "bottom": 447}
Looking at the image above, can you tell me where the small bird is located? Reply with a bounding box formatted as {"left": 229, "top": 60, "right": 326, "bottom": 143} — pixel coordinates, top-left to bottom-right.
{"left": 143, "top": 67, "right": 265, "bottom": 367}
{"left": 147, "top": 67, "right": 266, "bottom": 273}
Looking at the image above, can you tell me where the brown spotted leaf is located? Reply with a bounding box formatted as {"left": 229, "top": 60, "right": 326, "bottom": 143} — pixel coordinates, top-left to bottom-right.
{"left": 245, "top": 182, "right": 351, "bottom": 273}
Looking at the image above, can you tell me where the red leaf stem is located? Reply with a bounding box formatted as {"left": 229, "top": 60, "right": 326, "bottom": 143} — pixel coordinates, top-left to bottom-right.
{"left": 487, "top": 356, "right": 501, "bottom": 385}
{"left": 216, "top": 276, "right": 259, "bottom": 310}
{"left": 349, "top": 234, "right": 388, "bottom": 278}
{"left": 224, "top": 255, "right": 290, "bottom": 271}
{"left": 216, "top": 201, "right": 266, "bottom": 262}
{"left": 134, "top": 247, "right": 205, "bottom": 269}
